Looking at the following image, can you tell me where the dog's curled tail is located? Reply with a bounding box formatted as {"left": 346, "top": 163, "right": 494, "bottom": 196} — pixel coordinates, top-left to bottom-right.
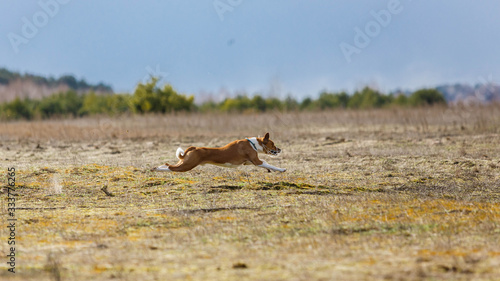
{"left": 176, "top": 147, "right": 185, "bottom": 160}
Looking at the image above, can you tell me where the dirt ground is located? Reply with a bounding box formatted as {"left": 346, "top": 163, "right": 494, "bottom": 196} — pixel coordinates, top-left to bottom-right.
{"left": 1, "top": 107, "right": 500, "bottom": 280}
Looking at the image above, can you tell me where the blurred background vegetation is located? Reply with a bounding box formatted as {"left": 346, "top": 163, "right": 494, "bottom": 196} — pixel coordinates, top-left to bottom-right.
{"left": 0, "top": 77, "right": 446, "bottom": 120}
{"left": 0, "top": 67, "right": 448, "bottom": 120}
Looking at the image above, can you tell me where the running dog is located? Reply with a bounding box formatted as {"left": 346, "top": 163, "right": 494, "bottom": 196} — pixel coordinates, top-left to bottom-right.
{"left": 155, "top": 133, "right": 286, "bottom": 172}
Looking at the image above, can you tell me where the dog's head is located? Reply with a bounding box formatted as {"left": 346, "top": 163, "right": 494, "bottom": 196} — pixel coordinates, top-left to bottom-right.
{"left": 258, "top": 132, "right": 282, "bottom": 156}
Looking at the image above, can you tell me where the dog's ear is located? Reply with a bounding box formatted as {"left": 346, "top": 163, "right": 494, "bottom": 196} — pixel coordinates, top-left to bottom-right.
{"left": 264, "top": 132, "right": 270, "bottom": 142}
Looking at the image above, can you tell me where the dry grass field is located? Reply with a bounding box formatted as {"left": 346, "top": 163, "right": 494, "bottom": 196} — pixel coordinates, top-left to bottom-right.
{"left": 1, "top": 106, "right": 500, "bottom": 280}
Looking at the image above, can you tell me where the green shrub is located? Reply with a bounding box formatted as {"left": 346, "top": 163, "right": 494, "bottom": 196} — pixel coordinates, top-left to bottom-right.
{"left": 38, "top": 91, "right": 83, "bottom": 118}
{"left": 347, "top": 87, "right": 392, "bottom": 109}
{"left": 408, "top": 88, "right": 446, "bottom": 106}
{"left": 1, "top": 98, "right": 35, "bottom": 119}
{"left": 220, "top": 95, "right": 253, "bottom": 112}
{"left": 130, "top": 77, "right": 194, "bottom": 113}
{"left": 315, "top": 91, "right": 349, "bottom": 109}
{"left": 393, "top": 93, "right": 409, "bottom": 106}
{"left": 300, "top": 97, "right": 313, "bottom": 110}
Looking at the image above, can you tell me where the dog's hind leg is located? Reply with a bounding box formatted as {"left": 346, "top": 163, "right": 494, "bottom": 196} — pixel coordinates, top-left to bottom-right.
{"left": 177, "top": 146, "right": 196, "bottom": 160}
{"left": 156, "top": 164, "right": 171, "bottom": 172}
{"left": 164, "top": 159, "right": 200, "bottom": 172}
{"left": 157, "top": 147, "right": 199, "bottom": 172}
{"left": 156, "top": 161, "right": 198, "bottom": 172}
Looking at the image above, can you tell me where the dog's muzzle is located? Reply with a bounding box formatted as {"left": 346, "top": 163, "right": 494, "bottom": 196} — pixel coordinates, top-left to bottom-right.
{"left": 269, "top": 147, "right": 281, "bottom": 156}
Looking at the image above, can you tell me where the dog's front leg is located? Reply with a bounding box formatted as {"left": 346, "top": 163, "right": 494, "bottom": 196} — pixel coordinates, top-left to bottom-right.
{"left": 258, "top": 161, "right": 286, "bottom": 172}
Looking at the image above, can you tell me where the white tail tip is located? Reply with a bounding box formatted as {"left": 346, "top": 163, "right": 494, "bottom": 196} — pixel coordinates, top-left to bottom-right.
{"left": 176, "top": 147, "right": 185, "bottom": 159}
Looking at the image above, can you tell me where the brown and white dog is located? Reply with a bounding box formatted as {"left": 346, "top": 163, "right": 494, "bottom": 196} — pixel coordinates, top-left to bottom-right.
{"left": 156, "top": 133, "right": 286, "bottom": 172}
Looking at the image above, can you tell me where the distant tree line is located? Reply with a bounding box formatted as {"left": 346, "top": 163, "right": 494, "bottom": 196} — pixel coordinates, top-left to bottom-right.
{"left": 198, "top": 87, "right": 445, "bottom": 112}
{"left": 0, "top": 77, "right": 446, "bottom": 120}
{"left": 0, "top": 78, "right": 194, "bottom": 119}
{"left": 0, "top": 67, "right": 112, "bottom": 92}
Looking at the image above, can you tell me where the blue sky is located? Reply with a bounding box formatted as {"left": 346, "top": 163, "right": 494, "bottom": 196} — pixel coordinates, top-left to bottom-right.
{"left": 1, "top": 0, "right": 499, "bottom": 100}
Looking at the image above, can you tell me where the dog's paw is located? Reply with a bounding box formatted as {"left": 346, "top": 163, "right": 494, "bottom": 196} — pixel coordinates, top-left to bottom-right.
{"left": 155, "top": 165, "right": 171, "bottom": 172}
